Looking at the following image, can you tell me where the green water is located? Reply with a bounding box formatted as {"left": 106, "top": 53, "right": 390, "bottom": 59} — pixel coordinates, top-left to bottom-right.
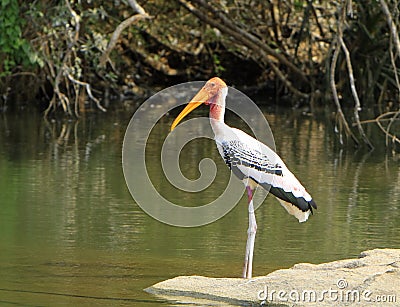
{"left": 0, "top": 108, "right": 399, "bottom": 306}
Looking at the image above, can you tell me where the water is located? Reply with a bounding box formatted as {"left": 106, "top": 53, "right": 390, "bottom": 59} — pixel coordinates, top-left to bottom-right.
{"left": 0, "top": 107, "right": 399, "bottom": 306}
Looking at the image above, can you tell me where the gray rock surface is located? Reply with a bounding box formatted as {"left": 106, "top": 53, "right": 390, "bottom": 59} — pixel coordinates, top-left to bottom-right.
{"left": 145, "top": 249, "right": 399, "bottom": 306}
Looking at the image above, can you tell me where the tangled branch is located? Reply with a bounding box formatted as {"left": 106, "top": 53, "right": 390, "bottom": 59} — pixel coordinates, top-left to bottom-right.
{"left": 177, "top": 0, "right": 310, "bottom": 98}
{"left": 44, "top": 0, "right": 106, "bottom": 117}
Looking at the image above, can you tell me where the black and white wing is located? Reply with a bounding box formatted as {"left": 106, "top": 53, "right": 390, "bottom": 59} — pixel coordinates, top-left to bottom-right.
{"left": 215, "top": 126, "right": 317, "bottom": 222}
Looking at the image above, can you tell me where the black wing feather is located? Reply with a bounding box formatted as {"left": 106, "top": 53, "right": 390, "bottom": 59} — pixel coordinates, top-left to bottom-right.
{"left": 220, "top": 140, "right": 317, "bottom": 213}
{"left": 221, "top": 140, "right": 283, "bottom": 176}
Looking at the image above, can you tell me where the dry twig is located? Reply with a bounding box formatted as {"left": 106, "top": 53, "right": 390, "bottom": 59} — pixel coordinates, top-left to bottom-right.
{"left": 99, "top": 0, "right": 150, "bottom": 67}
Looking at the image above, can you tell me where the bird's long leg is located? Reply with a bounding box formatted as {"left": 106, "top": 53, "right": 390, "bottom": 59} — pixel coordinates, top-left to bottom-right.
{"left": 242, "top": 186, "right": 257, "bottom": 279}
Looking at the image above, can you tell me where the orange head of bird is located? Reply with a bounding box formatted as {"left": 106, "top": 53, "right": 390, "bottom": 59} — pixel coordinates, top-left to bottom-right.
{"left": 170, "top": 77, "right": 227, "bottom": 131}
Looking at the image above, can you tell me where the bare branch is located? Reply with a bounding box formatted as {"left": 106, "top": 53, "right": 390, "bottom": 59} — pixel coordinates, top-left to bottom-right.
{"left": 126, "top": 0, "right": 146, "bottom": 15}
{"left": 330, "top": 36, "right": 359, "bottom": 147}
{"left": 99, "top": 13, "right": 150, "bottom": 67}
{"left": 380, "top": 0, "right": 400, "bottom": 57}
{"left": 389, "top": 37, "right": 400, "bottom": 99}
{"left": 45, "top": 0, "right": 80, "bottom": 117}
{"left": 339, "top": 35, "right": 374, "bottom": 149}
{"left": 364, "top": 112, "right": 400, "bottom": 146}
{"left": 329, "top": 1, "right": 373, "bottom": 149}
{"left": 66, "top": 72, "right": 106, "bottom": 112}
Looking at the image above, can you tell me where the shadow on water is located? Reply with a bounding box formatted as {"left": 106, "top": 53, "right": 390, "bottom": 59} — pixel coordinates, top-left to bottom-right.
{"left": 0, "top": 107, "right": 399, "bottom": 306}
{"left": 0, "top": 287, "right": 161, "bottom": 304}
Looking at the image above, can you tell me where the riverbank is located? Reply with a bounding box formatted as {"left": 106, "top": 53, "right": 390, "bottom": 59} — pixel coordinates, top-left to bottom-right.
{"left": 146, "top": 249, "right": 399, "bottom": 306}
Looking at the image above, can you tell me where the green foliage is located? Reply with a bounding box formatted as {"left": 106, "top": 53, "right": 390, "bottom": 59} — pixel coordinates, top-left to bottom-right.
{"left": 0, "top": 0, "right": 37, "bottom": 76}
{"left": 212, "top": 54, "right": 225, "bottom": 74}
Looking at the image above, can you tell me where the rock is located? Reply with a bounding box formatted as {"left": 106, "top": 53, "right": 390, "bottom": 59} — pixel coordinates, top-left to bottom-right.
{"left": 145, "top": 249, "right": 399, "bottom": 306}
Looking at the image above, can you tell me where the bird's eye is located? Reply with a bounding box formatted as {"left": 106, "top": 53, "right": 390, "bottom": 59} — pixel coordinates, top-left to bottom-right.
{"left": 210, "top": 82, "right": 216, "bottom": 87}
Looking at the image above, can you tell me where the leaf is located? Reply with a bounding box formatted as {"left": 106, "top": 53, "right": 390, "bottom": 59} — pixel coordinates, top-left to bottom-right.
{"left": 1, "top": 0, "right": 11, "bottom": 7}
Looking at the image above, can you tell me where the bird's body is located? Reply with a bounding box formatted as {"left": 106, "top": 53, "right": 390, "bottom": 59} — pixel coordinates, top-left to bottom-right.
{"left": 170, "top": 77, "right": 317, "bottom": 278}
{"left": 213, "top": 122, "right": 316, "bottom": 222}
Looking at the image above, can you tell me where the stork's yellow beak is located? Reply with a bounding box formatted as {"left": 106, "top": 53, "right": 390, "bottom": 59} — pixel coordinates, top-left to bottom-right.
{"left": 170, "top": 87, "right": 209, "bottom": 131}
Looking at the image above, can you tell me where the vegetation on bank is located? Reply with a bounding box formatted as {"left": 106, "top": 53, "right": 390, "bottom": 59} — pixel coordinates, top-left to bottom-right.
{"left": 0, "top": 0, "right": 400, "bottom": 149}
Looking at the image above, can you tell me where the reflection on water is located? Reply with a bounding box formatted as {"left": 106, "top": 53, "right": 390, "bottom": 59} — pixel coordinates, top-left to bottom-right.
{"left": 0, "top": 108, "right": 399, "bottom": 305}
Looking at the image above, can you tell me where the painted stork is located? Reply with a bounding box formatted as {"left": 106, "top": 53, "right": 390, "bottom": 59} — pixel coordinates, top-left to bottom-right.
{"left": 170, "top": 77, "right": 317, "bottom": 279}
